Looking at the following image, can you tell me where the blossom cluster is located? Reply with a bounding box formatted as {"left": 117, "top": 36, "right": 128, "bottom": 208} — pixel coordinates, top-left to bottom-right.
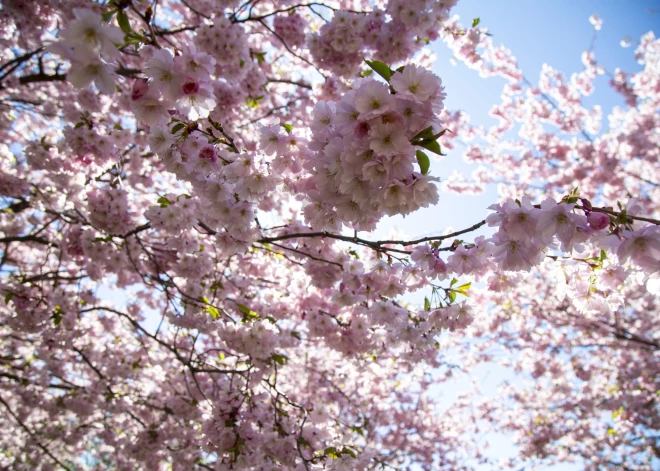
{"left": 309, "top": 1, "right": 456, "bottom": 77}
{"left": 411, "top": 195, "right": 660, "bottom": 320}
{"left": 50, "top": 8, "right": 123, "bottom": 95}
{"left": 274, "top": 65, "right": 446, "bottom": 231}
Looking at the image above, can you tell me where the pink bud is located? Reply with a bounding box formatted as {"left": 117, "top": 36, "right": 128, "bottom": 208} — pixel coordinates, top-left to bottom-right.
{"left": 587, "top": 212, "right": 610, "bottom": 230}
{"left": 198, "top": 146, "right": 217, "bottom": 162}
{"left": 131, "top": 78, "right": 149, "bottom": 100}
{"left": 353, "top": 121, "right": 370, "bottom": 138}
{"left": 182, "top": 77, "right": 199, "bottom": 95}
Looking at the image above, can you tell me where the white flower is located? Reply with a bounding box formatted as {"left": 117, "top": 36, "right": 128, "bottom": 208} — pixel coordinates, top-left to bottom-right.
{"left": 617, "top": 226, "right": 660, "bottom": 269}
{"left": 148, "top": 126, "right": 175, "bottom": 155}
{"left": 390, "top": 65, "right": 442, "bottom": 103}
{"left": 68, "top": 56, "right": 116, "bottom": 95}
{"left": 60, "top": 8, "right": 123, "bottom": 59}
{"left": 588, "top": 13, "right": 603, "bottom": 31}
{"left": 175, "top": 82, "right": 216, "bottom": 121}
{"left": 144, "top": 48, "right": 183, "bottom": 100}
{"left": 133, "top": 97, "right": 169, "bottom": 125}
{"left": 354, "top": 80, "right": 393, "bottom": 119}
{"left": 369, "top": 122, "right": 412, "bottom": 156}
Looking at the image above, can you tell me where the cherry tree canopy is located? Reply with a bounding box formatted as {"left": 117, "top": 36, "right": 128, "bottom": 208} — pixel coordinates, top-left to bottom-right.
{"left": 0, "top": 0, "right": 658, "bottom": 470}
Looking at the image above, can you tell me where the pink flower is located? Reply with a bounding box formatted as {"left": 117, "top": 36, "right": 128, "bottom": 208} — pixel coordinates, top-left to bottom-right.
{"left": 354, "top": 80, "right": 393, "bottom": 119}
{"left": 617, "top": 226, "right": 660, "bottom": 268}
{"left": 537, "top": 199, "right": 587, "bottom": 252}
{"left": 175, "top": 81, "right": 216, "bottom": 121}
{"left": 60, "top": 8, "right": 123, "bottom": 59}
{"left": 182, "top": 77, "right": 200, "bottom": 95}
{"left": 587, "top": 212, "right": 610, "bottom": 230}
{"left": 369, "top": 122, "right": 412, "bottom": 156}
{"left": 132, "top": 79, "right": 150, "bottom": 100}
{"left": 198, "top": 146, "right": 217, "bottom": 163}
{"left": 68, "top": 56, "right": 116, "bottom": 95}
{"left": 390, "top": 65, "right": 442, "bottom": 103}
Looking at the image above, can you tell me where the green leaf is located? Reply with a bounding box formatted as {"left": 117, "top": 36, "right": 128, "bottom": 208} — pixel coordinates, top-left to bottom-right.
{"left": 117, "top": 10, "right": 132, "bottom": 34}
{"left": 364, "top": 59, "right": 392, "bottom": 82}
{"left": 359, "top": 69, "right": 373, "bottom": 78}
{"left": 218, "top": 352, "right": 225, "bottom": 361}
{"left": 282, "top": 123, "right": 293, "bottom": 134}
{"left": 456, "top": 282, "right": 471, "bottom": 296}
{"left": 246, "top": 96, "right": 263, "bottom": 108}
{"left": 157, "top": 196, "right": 171, "bottom": 207}
{"left": 236, "top": 302, "right": 250, "bottom": 315}
{"left": 424, "top": 297, "right": 431, "bottom": 311}
{"left": 420, "top": 139, "right": 443, "bottom": 156}
{"left": 171, "top": 123, "right": 185, "bottom": 134}
{"left": 450, "top": 278, "right": 458, "bottom": 287}
{"left": 341, "top": 447, "right": 357, "bottom": 458}
{"left": 448, "top": 291, "right": 457, "bottom": 303}
{"left": 102, "top": 9, "right": 117, "bottom": 23}
{"left": 4, "top": 293, "right": 14, "bottom": 304}
{"left": 599, "top": 250, "right": 607, "bottom": 261}
{"left": 52, "top": 306, "right": 63, "bottom": 326}
{"left": 206, "top": 305, "right": 221, "bottom": 320}
{"left": 74, "top": 121, "right": 85, "bottom": 129}
{"left": 412, "top": 126, "right": 434, "bottom": 141}
{"left": 236, "top": 302, "right": 260, "bottom": 322}
{"left": 252, "top": 51, "right": 266, "bottom": 65}
{"left": 324, "top": 447, "right": 339, "bottom": 459}
{"left": 271, "top": 353, "right": 288, "bottom": 365}
{"left": 472, "top": 17, "right": 481, "bottom": 28}
{"left": 415, "top": 150, "right": 430, "bottom": 175}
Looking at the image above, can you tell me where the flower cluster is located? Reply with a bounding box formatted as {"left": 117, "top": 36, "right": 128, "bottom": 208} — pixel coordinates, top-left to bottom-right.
{"left": 285, "top": 65, "right": 445, "bottom": 230}
{"left": 274, "top": 13, "right": 307, "bottom": 48}
{"left": 51, "top": 8, "right": 123, "bottom": 94}
{"left": 195, "top": 17, "right": 250, "bottom": 80}
{"left": 86, "top": 187, "right": 134, "bottom": 235}
{"left": 309, "top": 2, "right": 457, "bottom": 77}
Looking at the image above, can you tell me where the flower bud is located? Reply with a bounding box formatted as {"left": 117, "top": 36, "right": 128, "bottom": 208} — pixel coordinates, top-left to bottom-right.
{"left": 587, "top": 212, "right": 610, "bottom": 230}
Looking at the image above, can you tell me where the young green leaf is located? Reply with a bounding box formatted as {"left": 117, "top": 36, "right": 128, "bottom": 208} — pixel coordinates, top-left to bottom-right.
{"left": 412, "top": 126, "right": 435, "bottom": 141}
{"left": 420, "top": 140, "right": 443, "bottom": 156}
{"left": 456, "top": 282, "right": 471, "bottom": 296}
{"left": 416, "top": 150, "right": 430, "bottom": 175}
{"left": 271, "top": 353, "right": 288, "bottom": 365}
{"left": 102, "top": 9, "right": 118, "bottom": 23}
{"left": 117, "top": 10, "right": 132, "bottom": 34}
{"left": 364, "top": 59, "right": 392, "bottom": 82}
{"left": 171, "top": 122, "right": 185, "bottom": 134}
